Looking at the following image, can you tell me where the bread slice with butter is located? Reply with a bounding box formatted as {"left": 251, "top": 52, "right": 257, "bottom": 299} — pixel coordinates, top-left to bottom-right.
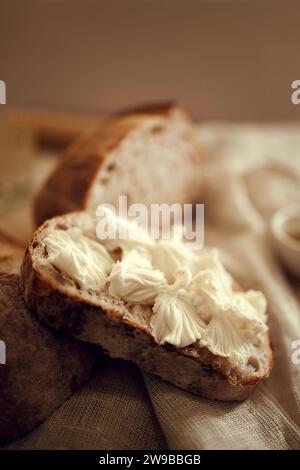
{"left": 21, "top": 212, "right": 273, "bottom": 402}
{"left": 34, "top": 102, "right": 203, "bottom": 226}
{"left": 0, "top": 231, "right": 96, "bottom": 444}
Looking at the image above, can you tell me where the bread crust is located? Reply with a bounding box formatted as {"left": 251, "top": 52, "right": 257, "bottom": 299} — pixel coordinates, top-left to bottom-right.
{"left": 34, "top": 102, "right": 201, "bottom": 226}
{"left": 114, "top": 101, "right": 177, "bottom": 117}
{"left": 0, "top": 236, "right": 96, "bottom": 445}
{"left": 21, "top": 214, "right": 273, "bottom": 402}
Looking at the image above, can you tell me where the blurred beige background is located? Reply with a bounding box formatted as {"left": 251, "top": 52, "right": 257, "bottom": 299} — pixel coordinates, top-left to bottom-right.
{"left": 1, "top": 0, "right": 300, "bottom": 120}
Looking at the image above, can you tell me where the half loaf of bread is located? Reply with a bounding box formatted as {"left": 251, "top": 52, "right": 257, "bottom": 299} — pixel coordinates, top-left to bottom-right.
{"left": 34, "top": 102, "right": 203, "bottom": 226}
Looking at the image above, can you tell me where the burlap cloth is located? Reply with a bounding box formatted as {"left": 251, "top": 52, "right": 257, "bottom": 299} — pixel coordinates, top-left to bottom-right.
{"left": 5, "top": 123, "right": 300, "bottom": 450}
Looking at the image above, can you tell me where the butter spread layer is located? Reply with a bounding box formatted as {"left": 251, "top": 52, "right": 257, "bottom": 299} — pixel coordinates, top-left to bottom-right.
{"left": 42, "top": 218, "right": 268, "bottom": 367}
{"left": 108, "top": 249, "right": 166, "bottom": 304}
{"left": 43, "top": 227, "right": 113, "bottom": 290}
{"left": 151, "top": 268, "right": 206, "bottom": 347}
{"left": 152, "top": 239, "right": 201, "bottom": 282}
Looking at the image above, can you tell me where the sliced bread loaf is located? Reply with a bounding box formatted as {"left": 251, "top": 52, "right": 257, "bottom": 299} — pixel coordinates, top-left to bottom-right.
{"left": 34, "top": 103, "right": 203, "bottom": 226}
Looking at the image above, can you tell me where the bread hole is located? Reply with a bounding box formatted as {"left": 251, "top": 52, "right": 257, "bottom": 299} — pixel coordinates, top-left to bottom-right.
{"left": 201, "top": 314, "right": 212, "bottom": 326}
{"left": 106, "top": 163, "right": 115, "bottom": 172}
{"left": 247, "top": 355, "right": 260, "bottom": 371}
{"left": 43, "top": 246, "right": 49, "bottom": 258}
{"left": 32, "top": 241, "right": 39, "bottom": 249}
{"left": 111, "top": 247, "right": 122, "bottom": 262}
{"left": 151, "top": 125, "right": 164, "bottom": 134}
{"left": 56, "top": 223, "right": 68, "bottom": 230}
{"left": 74, "top": 279, "right": 82, "bottom": 290}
